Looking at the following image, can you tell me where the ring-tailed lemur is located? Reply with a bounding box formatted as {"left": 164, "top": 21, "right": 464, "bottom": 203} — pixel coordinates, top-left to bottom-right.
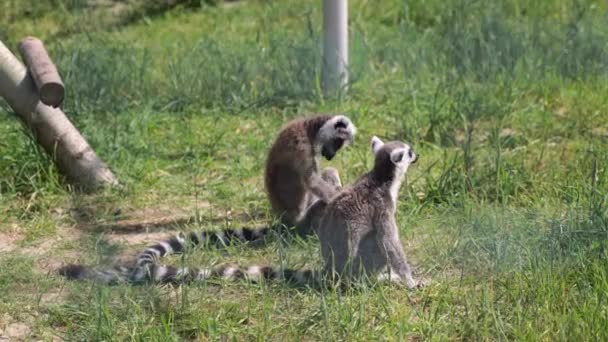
{"left": 317, "top": 136, "right": 420, "bottom": 288}
{"left": 103, "top": 115, "right": 356, "bottom": 258}
{"left": 59, "top": 136, "right": 420, "bottom": 288}
{"left": 265, "top": 114, "right": 356, "bottom": 233}
{"left": 162, "top": 115, "right": 355, "bottom": 245}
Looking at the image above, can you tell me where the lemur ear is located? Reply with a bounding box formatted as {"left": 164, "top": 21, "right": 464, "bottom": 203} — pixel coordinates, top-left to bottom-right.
{"left": 371, "top": 136, "right": 384, "bottom": 155}
{"left": 390, "top": 148, "right": 406, "bottom": 164}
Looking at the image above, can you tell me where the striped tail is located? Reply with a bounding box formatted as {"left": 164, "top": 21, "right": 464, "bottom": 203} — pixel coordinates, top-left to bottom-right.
{"left": 58, "top": 264, "right": 134, "bottom": 284}
{"left": 135, "top": 225, "right": 277, "bottom": 267}
{"left": 58, "top": 224, "right": 307, "bottom": 285}
{"left": 59, "top": 263, "right": 317, "bottom": 286}
{"left": 131, "top": 264, "right": 318, "bottom": 285}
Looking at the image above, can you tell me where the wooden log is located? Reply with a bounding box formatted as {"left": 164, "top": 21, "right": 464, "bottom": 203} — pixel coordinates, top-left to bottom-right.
{"left": 18, "top": 37, "right": 65, "bottom": 108}
{"left": 0, "top": 40, "right": 118, "bottom": 190}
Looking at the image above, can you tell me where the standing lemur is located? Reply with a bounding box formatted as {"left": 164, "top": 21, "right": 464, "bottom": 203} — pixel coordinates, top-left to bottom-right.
{"left": 59, "top": 136, "right": 421, "bottom": 289}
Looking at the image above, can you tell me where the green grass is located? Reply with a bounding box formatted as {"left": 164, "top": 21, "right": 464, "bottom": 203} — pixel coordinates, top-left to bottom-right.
{"left": 1, "top": 0, "right": 608, "bottom": 340}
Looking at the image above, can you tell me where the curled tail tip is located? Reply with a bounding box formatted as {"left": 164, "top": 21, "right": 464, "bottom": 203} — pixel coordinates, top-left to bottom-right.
{"left": 58, "top": 264, "right": 88, "bottom": 280}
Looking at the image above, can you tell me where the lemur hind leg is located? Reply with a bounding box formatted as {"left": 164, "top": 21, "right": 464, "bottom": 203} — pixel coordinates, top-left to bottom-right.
{"left": 297, "top": 167, "right": 343, "bottom": 236}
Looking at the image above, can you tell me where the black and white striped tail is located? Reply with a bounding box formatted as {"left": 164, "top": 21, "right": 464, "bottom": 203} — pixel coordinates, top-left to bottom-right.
{"left": 136, "top": 226, "right": 274, "bottom": 268}
{"left": 57, "top": 225, "right": 305, "bottom": 285}
{"left": 58, "top": 263, "right": 134, "bottom": 284}
{"left": 58, "top": 263, "right": 317, "bottom": 286}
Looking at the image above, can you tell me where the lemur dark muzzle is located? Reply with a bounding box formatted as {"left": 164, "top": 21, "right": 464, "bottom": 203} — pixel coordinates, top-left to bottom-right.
{"left": 322, "top": 146, "right": 336, "bottom": 160}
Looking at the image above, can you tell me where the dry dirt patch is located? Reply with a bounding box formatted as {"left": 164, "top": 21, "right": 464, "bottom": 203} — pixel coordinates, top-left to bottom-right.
{"left": 15, "top": 226, "right": 82, "bottom": 274}
{"left": 4, "top": 202, "right": 253, "bottom": 274}
{"left": 0, "top": 232, "right": 23, "bottom": 254}
{"left": 0, "top": 322, "right": 31, "bottom": 341}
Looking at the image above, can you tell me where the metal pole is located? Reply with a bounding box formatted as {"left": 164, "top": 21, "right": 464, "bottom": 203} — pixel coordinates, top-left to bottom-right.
{"left": 322, "top": 0, "right": 348, "bottom": 96}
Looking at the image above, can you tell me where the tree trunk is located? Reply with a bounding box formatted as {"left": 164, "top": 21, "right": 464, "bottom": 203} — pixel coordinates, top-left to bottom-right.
{"left": 0, "top": 40, "right": 118, "bottom": 190}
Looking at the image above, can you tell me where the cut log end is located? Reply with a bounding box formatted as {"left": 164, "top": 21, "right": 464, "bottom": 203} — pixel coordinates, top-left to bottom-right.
{"left": 39, "top": 82, "right": 65, "bottom": 107}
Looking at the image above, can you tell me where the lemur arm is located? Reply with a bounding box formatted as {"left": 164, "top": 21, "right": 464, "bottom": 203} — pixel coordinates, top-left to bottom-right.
{"left": 305, "top": 168, "right": 340, "bottom": 203}
{"left": 376, "top": 215, "right": 417, "bottom": 289}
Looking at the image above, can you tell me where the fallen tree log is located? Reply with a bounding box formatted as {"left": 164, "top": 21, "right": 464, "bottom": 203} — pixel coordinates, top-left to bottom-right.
{"left": 0, "top": 40, "right": 118, "bottom": 190}
{"left": 18, "top": 37, "right": 65, "bottom": 108}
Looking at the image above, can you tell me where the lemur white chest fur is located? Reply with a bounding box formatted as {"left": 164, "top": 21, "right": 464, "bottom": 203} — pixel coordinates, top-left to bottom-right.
{"left": 389, "top": 178, "right": 402, "bottom": 208}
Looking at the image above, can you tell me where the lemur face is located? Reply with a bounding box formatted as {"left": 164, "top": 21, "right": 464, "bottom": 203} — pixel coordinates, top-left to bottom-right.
{"left": 371, "top": 136, "right": 418, "bottom": 177}
{"left": 389, "top": 143, "right": 418, "bottom": 167}
{"left": 319, "top": 115, "right": 357, "bottom": 160}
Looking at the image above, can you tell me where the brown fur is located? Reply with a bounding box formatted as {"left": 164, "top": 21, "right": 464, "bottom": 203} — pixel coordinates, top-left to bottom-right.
{"left": 264, "top": 115, "right": 353, "bottom": 231}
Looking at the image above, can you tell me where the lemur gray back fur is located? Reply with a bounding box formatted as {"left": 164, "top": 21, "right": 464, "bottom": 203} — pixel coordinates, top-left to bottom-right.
{"left": 317, "top": 136, "right": 420, "bottom": 288}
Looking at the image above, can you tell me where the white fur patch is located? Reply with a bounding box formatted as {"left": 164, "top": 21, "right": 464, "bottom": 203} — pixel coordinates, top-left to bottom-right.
{"left": 196, "top": 269, "right": 211, "bottom": 281}
{"left": 136, "top": 256, "right": 153, "bottom": 267}
{"left": 389, "top": 177, "right": 403, "bottom": 205}
{"left": 159, "top": 241, "right": 173, "bottom": 256}
{"left": 175, "top": 267, "right": 189, "bottom": 279}
{"left": 154, "top": 266, "right": 168, "bottom": 281}
{"left": 388, "top": 145, "right": 414, "bottom": 204}
{"left": 318, "top": 115, "right": 357, "bottom": 143}
{"left": 146, "top": 248, "right": 161, "bottom": 257}
{"left": 222, "top": 266, "right": 237, "bottom": 279}
{"left": 376, "top": 273, "right": 389, "bottom": 282}
{"left": 246, "top": 265, "right": 262, "bottom": 280}
{"left": 377, "top": 270, "right": 402, "bottom": 283}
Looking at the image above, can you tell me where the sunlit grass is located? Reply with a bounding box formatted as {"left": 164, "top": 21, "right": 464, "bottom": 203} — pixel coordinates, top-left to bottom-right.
{"left": 0, "top": 0, "right": 607, "bottom": 340}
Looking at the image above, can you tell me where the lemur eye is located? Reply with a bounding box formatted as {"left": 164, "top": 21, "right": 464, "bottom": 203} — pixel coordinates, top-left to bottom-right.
{"left": 408, "top": 150, "right": 413, "bottom": 159}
